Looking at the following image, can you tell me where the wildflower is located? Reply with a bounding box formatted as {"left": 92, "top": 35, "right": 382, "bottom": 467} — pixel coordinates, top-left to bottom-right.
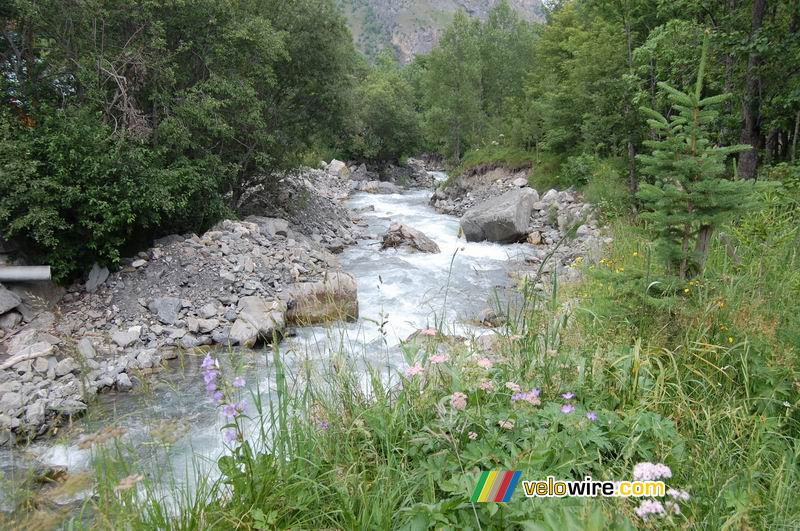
{"left": 232, "top": 377, "right": 245, "bottom": 388}
{"left": 222, "top": 404, "right": 238, "bottom": 418}
{"left": 634, "top": 499, "right": 665, "bottom": 521}
{"left": 405, "top": 365, "right": 424, "bottom": 377}
{"left": 212, "top": 391, "right": 224, "bottom": 403}
{"left": 505, "top": 382, "right": 521, "bottom": 392}
{"left": 450, "top": 392, "right": 468, "bottom": 411}
{"left": 206, "top": 382, "right": 217, "bottom": 393}
{"left": 586, "top": 411, "right": 598, "bottom": 422}
{"left": 561, "top": 404, "right": 574, "bottom": 414}
{"left": 561, "top": 392, "right": 575, "bottom": 400}
{"left": 523, "top": 391, "right": 541, "bottom": 406}
{"left": 727, "top": 336, "right": 734, "bottom": 344}
{"left": 430, "top": 354, "right": 448, "bottom": 364}
{"left": 498, "top": 420, "right": 514, "bottom": 430}
{"left": 200, "top": 355, "right": 217, "bottom": 370}
{"left": 633, "top": 462, "right": 672, "bottom": 482}
{"left": 203, "top": 371, "right": 218, "bottom": 385}
{"left": 468, "top": 431, "right": 478, "bottom": 440}
{"left": 479, "top": 380, "right": 494, "bottom": 391}
{"left": 235, "top": 401, "right": 246, "bottom": 413}
{"left": 418, "top": 328, "right": 437, "bottom": 337}
{"left": 667, "top": 488, "right": 690, "bottom": 502}
{"left": 665, "top": 501, "right": 681, "bottom": 515}
{"left": 476, "top": 358, "right": 493, "bottom": 369}
{"left": 683, "top": 288, "right": 690, "bottom": 294}
{"left": 318, "top": 420, "right": 329, "bottom": 431}
{"left": 717, "top": 301, "right": 725, "bottom": 309}
{"left": 223, "top": 429, "right": 237, "bottom": 444}
{"left": 632, "top": 251, "right": 639, "bottom": 257}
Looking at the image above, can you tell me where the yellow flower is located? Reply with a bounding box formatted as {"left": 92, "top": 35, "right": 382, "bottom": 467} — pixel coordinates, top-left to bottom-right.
{"left": 717, "top": 301, "right": 725, "bottom": 309}
{"left": 727, "top": 337, "right": 734, "bottom": 344}
{"left": 632, "top": 251, "right": 639, "bottom": 257}
{"left": 683, "top": 288, "right": 690, "bottom": 294}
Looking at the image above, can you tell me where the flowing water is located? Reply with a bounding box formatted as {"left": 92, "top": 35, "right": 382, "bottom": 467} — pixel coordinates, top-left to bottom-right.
{"left": 0, "top": 172, "right": 533, "bottom": 509}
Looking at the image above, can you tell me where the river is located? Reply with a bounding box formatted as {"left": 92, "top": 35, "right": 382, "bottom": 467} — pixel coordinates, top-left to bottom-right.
{"left": 0, "top": 173, "right": 532, "bottom": 511}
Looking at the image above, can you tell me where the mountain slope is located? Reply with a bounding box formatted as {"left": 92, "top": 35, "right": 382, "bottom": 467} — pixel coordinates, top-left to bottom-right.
{"left": 338, "top": 0, "right": 545, "bottom": 63}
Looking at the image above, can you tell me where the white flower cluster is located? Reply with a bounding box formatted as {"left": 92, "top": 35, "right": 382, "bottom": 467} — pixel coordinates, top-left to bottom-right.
{"left": 632, "top": 462, "right": 672, "bottom": 481}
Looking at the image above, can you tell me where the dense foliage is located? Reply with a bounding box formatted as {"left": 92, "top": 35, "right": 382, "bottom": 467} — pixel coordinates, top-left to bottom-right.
{"left": 0, "top": 0, "right": 358, "bottom": 280}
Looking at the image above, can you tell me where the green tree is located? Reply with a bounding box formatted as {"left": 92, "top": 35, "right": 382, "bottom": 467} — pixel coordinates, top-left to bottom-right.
{"left": 421, "top": 11, "right": 483, "bottom": 162}
{"left": 636, "top": 33, "right": 761, "bottom": 280}
{"left": 347, "top": 52, "right": 421, "bottom": 163}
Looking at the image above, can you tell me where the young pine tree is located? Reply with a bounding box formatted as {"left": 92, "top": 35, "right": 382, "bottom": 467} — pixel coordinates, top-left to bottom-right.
{"left": 636, "top": 32, "right": 762, "bottom": 281}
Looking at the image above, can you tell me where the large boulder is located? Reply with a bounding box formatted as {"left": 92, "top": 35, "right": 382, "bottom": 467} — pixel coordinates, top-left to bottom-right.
{"left": 460, "top": 188, "right": 538, "bottom": 243}
{"left": 148, "top": 297, "right": 182, "bottom": 325}
{"left": 286, "top": 272, "right": 358, "bottom": 325}
{"left": 361, "top": 181, "right": 402, "bottom": 194}
{"left": 228, "top": 297, "right": 286, "bottom": 348}
{"left": 327, "top": 159, "right": 349, "bottom": 178}
{"left": 0, "top": 284, "right": 21, "bottom": 315}
{"left": 381, "top": 223, "right": 440, "bottom": 254}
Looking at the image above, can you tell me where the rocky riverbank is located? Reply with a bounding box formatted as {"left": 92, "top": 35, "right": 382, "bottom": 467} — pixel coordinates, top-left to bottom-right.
{"left": 431, "top": 166, "right": 609, "bottom": 285}
{"left": 0, "top": 160, "right": 431, "bottom": 447}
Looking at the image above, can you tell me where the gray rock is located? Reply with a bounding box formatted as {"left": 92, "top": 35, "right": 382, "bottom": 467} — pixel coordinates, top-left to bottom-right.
{"left": 327, "top": 159, "right": 349, "bottom": 178}
{"left": 86, "top": 263, "right": 110, "bottom": 293}
{"left": 512, "top": 177, "right": 529, "bottom": 188}
{"left": 33, "top": 356, "right": 49, "bottom": 374}
{"left": 112, "top": 326, "right": 141, "bottom": 348}
{"left": 460, "top": 188, "right": 538, "bottom": 243}
{"left": 199, "top": 303, "right": 218, "bottom": 319}
{"left": 0, "top": 284, "right": 21, "bottom": 314}
{"left": 576, "top": 224, "right": 592, "bottom": 237}
{"left": 541, "top": 189, "right": 559, "bottom": 205}
{"left": 286, "top": 272, "right": 358, "bottom": 325}
{"left": 362, "top": 180, "right": 401, "bottom": 194}
{"left": 0, "top": 392, "right": 22, "bottom": 413}
{"left": 228, "top": 297, "right": 286, "bottom": 348}
{"left": 131, "top": 259, "right": 148, "bottom": 268}
{"left": 381, "top": 223, "right": 440, "bottom": 254}
{"left": 136, "top": 350, "right": 156, "bottom": 369}
{"left": 0, "top": 310, "right": 22, "bottom": 331}
{"left": 148, "top": 297, "right": 182, "bottom": 325}
{"left": 76, "top": 338, "right": 96, "bottom": 359}
{"left": 116, "top": 372, "right": 133, "bottom": 391}
{"left": 55, "top": 358, "right": 78, "bottom": 377}
{"left": 25, "top": 400, "right": 46, "bottom": 425}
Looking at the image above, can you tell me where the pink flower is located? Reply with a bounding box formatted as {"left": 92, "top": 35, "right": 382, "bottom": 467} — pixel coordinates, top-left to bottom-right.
{"left": 505, "top": 382, "right": 521, "bottom": 392}
{"left": 479, "top": 380, "right": 494, "bottom": 391}
{"left": 633, "top": 462, "right": 672, "bottom": 481}
{"left": 667, "top": 488, "right": 690, "bottom": 501}
{"left": 430, "top": 354, "right": 448, "bottom": 364}
{"left": 418, "top": 328, "right": 437, "bottom": 337}
{"left": 634, "top": 500, "right": 665, "bottom": 521}
{"left": 476, "top": 358, "right": 493, "bottom": 369}
{"left": 468, "top": 431, "right": 478, "bottom": 440}
{"left": 498, "top": 420, "right": 514, "bottom": 430}
{"left": 405, "top": 365, "right": 424, "bottom": 377}
{"left": 450, "top": 392, "right": 467, "bottom": 411}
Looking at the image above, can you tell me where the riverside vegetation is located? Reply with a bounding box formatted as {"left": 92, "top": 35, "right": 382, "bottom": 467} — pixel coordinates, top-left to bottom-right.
{"left": 1, "top": 0, "right": 799, "bottom": 529}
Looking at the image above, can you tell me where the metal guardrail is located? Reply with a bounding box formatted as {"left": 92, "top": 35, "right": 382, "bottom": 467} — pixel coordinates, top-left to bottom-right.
{"left": 0, "top": 266, "right": 52, "bottom": 282}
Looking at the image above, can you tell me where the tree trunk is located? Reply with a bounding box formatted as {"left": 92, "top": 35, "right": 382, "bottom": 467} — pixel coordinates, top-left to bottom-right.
{"left": 721, "top": 0, "right": 736, "bottom": 145}
{"left": 738, "top": 0, "right": 767, "bottom": 180}
{"left": 792, "top": 111, "right": 800, "bottom": 163}
{"left": 692, "top": 224, "right": 714, "bottom": 277}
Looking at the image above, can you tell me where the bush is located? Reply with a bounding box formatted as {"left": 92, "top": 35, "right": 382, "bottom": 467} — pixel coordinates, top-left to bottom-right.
{"left": 0, "top": 108, "right": 224, "bottom": 281}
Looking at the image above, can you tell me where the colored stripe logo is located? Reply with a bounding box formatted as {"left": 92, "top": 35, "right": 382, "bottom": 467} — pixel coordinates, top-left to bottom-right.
{"left": 470, "top": 471, "right": 521, "bottom": 502}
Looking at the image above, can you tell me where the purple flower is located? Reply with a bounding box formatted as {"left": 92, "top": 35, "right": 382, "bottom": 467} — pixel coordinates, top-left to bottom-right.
{"left": 205, "top": 382, "right": 217, "bottom": 393}
{"left": 235, "top": 401, "right": 246, "bottom": 413}
{"left": 201, "top": 355, "right": 216, "bottom": 370}
{"left": 586, "top": 411, "right": 598, "bottom": 421}
{"left": 318, "top": 420, "right": 329, "bottom": 431}
{"left": 232, "top": 377, "right": 245, "bottom": 388}
{"left": 223, "top": 429, "right": 237, "bottom": 444}
{"left": 561, "top": 392, "right": 575, "bottom": 400}
{"left": 561, "top": 404, "right": 574, "bottom": 414}
{"left": 213, "top": 391, "right": 224, "bottom": 403}
{"left": 222, "top": 404, "right": 237, "bottom": 418}
{"left": 203, "top": 370, "right": 218, "bottom": 385}
{"left": 530, "top": 388, "right": 540, "bottom": 398}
